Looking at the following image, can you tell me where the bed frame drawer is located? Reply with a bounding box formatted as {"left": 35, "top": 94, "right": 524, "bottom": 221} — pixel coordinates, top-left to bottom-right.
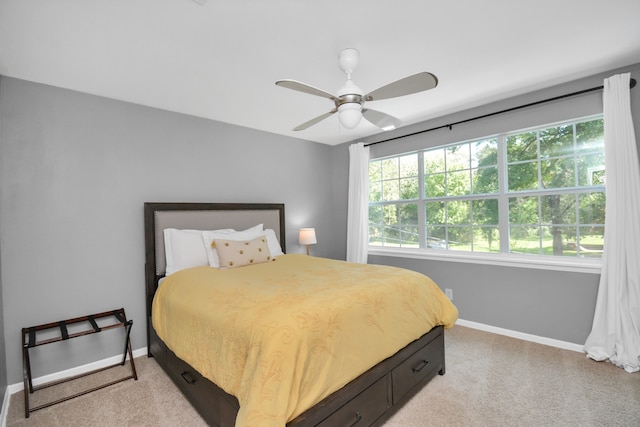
{"left": 166, "top": 348, "right": 239, "bottom": 426}
{"left": 391, "top": 334, "right": 444, "bottom": 404}
{"left": 316, "top": 375, "right": 390, "bottom": 427}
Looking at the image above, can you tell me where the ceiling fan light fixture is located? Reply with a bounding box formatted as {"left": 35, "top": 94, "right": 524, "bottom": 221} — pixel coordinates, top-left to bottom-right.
{"left": 338, "top": 103, "right": 362, "bottom": 129}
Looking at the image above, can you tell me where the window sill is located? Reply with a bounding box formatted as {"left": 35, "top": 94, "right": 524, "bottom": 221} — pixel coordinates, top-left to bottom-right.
{"left": 367, "top": 247, "right": 602, "bottom": 274}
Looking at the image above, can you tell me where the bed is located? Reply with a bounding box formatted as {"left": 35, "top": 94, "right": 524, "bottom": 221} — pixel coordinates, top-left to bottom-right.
{"left": 144, "top": 202, "right": 458, "bottom": 427}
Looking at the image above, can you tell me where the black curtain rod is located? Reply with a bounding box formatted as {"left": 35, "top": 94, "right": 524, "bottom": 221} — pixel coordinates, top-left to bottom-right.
{"left": 364, "top": 78, "right": 637, "bottom": 147}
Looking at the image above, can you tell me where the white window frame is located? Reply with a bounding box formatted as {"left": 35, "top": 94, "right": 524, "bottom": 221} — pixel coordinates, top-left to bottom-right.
{"left": 368, "top": 115, "right": 604, "bottom": 274}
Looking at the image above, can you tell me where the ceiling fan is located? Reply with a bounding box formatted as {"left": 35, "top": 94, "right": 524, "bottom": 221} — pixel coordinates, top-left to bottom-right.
{"left": 275, "top": 48, "right": 438, "bottom": 132}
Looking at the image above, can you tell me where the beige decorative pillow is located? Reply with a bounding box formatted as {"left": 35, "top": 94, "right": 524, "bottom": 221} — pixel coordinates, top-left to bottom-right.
{"left": 213, "top": 236, "right": 272, "bottom": 269}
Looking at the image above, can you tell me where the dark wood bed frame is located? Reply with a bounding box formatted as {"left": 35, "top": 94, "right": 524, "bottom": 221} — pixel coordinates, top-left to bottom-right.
{"left": 144, "top": 202, "right": 446, "bottom": 427}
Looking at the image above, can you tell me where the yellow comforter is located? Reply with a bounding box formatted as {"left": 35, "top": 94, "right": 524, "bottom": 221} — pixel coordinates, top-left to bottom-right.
{"left": 152, "top": 254, "right": 458, "bottom": 427}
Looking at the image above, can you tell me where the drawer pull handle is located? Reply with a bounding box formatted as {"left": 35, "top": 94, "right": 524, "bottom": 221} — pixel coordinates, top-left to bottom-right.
{"left": 349, "top": 412, "right": 362, "bottom": 426}
{"left": 412, "top": 359, "right": 429, "bottom": 373}
{"left": 180, "top": 371, "right": 196, "bottom": 384}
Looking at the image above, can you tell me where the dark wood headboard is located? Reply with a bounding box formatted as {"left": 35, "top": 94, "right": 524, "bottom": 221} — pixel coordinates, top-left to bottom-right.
{"left": 143, "top": 202, "right": 285, "bottom": 324}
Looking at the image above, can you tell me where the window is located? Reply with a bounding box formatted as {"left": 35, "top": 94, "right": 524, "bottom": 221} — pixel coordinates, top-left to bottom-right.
{"left": 368, "top": 116, "right": 605, "bottom": 259}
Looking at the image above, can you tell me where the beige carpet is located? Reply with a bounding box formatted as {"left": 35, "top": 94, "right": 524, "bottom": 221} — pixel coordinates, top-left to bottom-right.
{"left": 6, "top": 326, "right": 640, "bottom": 426}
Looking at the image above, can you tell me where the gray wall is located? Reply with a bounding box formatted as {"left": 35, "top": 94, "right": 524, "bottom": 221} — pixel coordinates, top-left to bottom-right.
{"left": 0, "top": 161, "right": 5, "bottom": 410}
{"left": 0, "top": 76, "right": 342, "bottom": 385}
{"left": 0, "top": 83, "right": 7, "bottom": 407}
{"left": 358, "top": 63, "right": 640, "bottom": 345}
{"left": 330, "top": 142, "right": 350, "bottom": 260}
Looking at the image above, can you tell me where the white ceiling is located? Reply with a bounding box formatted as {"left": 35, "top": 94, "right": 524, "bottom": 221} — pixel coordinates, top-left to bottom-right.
{"left": 1, "top": 0, "right": 639, "bottom": 146}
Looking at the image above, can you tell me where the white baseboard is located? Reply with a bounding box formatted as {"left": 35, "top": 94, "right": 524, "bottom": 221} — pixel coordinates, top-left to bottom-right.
{"left": 455, "top": 319, "right": 586, "bottom": 353}
{"left": 1, "top": 346, "right": 148, "bottom": 427}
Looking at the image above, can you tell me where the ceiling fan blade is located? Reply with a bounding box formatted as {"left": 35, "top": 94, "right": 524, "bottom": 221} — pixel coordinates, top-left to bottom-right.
{"left": 365, "top": 72, "right": 438, "bottom": 102}
{"left": 276, "top": 79, "right": 339, "bottom": 102}
{"left": 293, "top": 109, "right": 337, "bottom": 131}
{"left": 362, "top": 108, "right": 402, "bottom": 131}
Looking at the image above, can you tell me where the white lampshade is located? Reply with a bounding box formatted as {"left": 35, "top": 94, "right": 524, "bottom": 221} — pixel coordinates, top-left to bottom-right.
{"left": 338, "top": 103, "right": 362, "bottom": 129}
{"left": 299, "top": 228, "right": 317, "bottom": 255}
{"left": 298, "top": 228, "right": 317, "bottom": 245}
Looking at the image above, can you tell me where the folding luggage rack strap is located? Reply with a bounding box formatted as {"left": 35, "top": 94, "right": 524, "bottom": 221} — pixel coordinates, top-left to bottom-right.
{"left": 21, "top": 308, "right": 138, "bottom": 418}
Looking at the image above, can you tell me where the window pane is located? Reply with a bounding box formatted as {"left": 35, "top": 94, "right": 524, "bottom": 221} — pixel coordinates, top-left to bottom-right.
{"left": 448, "top": 226, "right": 472, "bottom": 251}
{"left": 382, "top": 158, "right": 399, "bottom": 180}
{"left": 368, "top": 205, "right": 384, "bottom": 246}
{"left": 507, "top": 131, "right": 537, "bottom": 162}
{"left": 382, "top": 179, "right": 399, "bottom": 201}
{"left": 447, "top": 170, "right": 471, "bottom": 196}
{"left": 542, "top": 225, "right": 576, "bottom": 256}
{"left": 399, "top": 227, "right": 419, "bottom": 247}
{"left": 510, "top": 225, "right": 541, "bottom": 255}
{"left": 471, "top": 139, "right": 498, "bottom": 168}
{"left": 473, "top": 199, "right": 498, "bottom": 225}
{"left": 576, "top": 119, "right": 604, "bottom": 154}
{"left": 369, "top": 160, "right": 382, "bottom": 182}
{"left": 426, "top": 201, "right": 446, "bottom": 225}
{"left": 472, "top": 226, "right": 500, "bottom": 252}
{"left": 577, "top": 153, "right": 605, "bottom": 186}
{"left": 425, "top": 173, "right": 446, "bottom": 198}
{"left": 369, "top": 204, "right": 383, "bottom": 221}
{"left": 541, "top": 157, "right": 576, "bottom": 189}
{"left": 539, "top": 124, "right": 574, "bottom": 158}
{"left": 578, "top": 226, "right": 604, "bottom": 258}
{"left": 399, "top": 154, "right": 418, "bottom": 178}
{"left": 508, "top": 162, "right": 538, "bottom": 191}
{"left": 369, "top": 181, "right": 382, "bottom": 202}
{"left": 397, "top": 204, "right": 419, "bottom": 247}
{"left": 578, "top": 192, "right": 605, "bottom": 224}
{"left": 426, "top": 226, "right": 447, "bottom": 249}
{"left": 400, "top": 177, "right": 419, "bottom": 200}
{"left": 541, "top": 194, "right": 576, "bottom": 225}
{"left": 509, "top": 196, "right": 539, "bottom": 225}
{"left": 447, "top": 200, "right": 470, "bottom": 225}
{"left": 369, "top": 160, "right": 383, "bottom": 202}
{"left": 472, "top": 166, "right": 499, "bottom": 194}
{"left": 446, "top": 145, "right": 470, "bottom": 171}
{"left": 424, "top": 148, "right": 445, "bottom": 174}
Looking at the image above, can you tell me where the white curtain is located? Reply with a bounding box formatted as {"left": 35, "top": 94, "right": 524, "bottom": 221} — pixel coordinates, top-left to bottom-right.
{"left": 346, "top": 143, "right": 370, "bottom": 263}
{"left": 584, "top": 73, "right": 640, "bottom": 373}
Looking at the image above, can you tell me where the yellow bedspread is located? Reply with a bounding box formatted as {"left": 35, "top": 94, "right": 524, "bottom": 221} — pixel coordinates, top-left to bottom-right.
{"left": 152, "top": 254, "right": 458, "bottom": 427}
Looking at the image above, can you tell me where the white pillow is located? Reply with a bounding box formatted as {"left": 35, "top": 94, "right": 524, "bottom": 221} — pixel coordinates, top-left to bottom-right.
{"left": 264, "top": 228, "right": 284, "bottom": 257}
{"left": 163, "top": 228, "right": 231, "bottom": 275}
{"left": 202, "top": 224, "right": 264, "bottom": 268}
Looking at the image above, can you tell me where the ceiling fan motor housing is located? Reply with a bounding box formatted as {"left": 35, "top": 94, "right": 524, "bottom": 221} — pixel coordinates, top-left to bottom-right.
{"left": 336, "top": 77, "right": 363, "bottom": 129}
{"left": 336, "top": 79, "right": 363, "bottom": 107}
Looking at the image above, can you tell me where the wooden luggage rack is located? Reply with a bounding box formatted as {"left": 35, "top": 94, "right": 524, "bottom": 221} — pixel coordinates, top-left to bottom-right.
{"left": 21, "top": 308, "right": 138, "bottom": 418}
